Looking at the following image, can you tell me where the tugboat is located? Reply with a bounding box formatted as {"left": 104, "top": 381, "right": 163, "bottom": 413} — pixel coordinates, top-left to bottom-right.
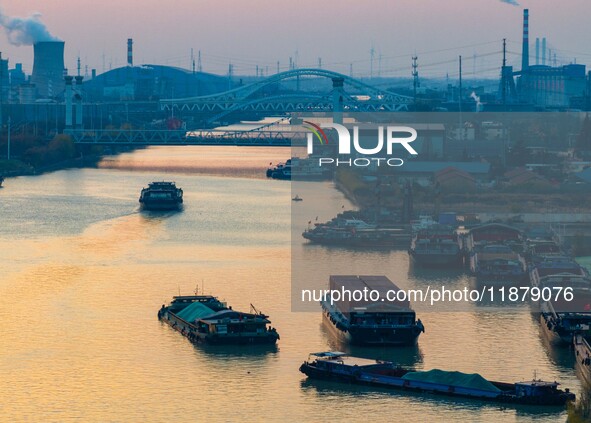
{"left": 139, "top": 181, "right": 183, "bottom": 211}
{"left": 267, "top": 160, "right": 291, "bottom": 180}
{"left": 320, "top": 275, "right": 424, "bottom": 346}
{"left": 157, "top": 295, "right": 280, "bottom": 345}
{"left": 300, "top": 352, "right": 575, "bottom": 406}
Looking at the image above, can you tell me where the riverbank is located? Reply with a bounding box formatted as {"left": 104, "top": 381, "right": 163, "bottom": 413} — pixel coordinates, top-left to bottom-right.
{"left": 0, "top": 155, "right": 104, "bottom": 180}
{"left": 334, "top": 169, "right": 591, "bottom": 215}
{"left": 0, "top": 159, "right": 35, "bottom": 176}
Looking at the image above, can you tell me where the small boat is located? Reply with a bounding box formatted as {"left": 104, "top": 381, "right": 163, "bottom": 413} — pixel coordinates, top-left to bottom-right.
{"left": 139, "top": 181, "right": 183, "bottom": 211}
{"left": 292, "top": 195, "right": 303, "bottom": 202}
{"left": 158, "top": 295, "right": 280, "bottom": 345}
{"left": 0, "top": 176, "right": 4, "bottom": 187}
{"left": 300, "top": 352, "right": 575, "bottom": 406}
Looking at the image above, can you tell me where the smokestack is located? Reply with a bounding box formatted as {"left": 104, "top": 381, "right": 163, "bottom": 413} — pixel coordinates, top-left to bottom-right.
{"left": 64, "top": 75, "right": 73, "bottom": 128}
{"left": 74, "top": 75, "right": 84, "bottom": 128}
{"left": 127, "top": 38, "right": 133, "bottom": 67}
{"left": 535, "top": 38, "right": 539, "bottom": 65}
{"left": 522, "top": 9, "right": 529, "bottom": 72}
{"left": 542, "top": 38, "right": 546, "bottom": 65}
{"left": 31, "top": 41, "right": 65, "bottom": 98}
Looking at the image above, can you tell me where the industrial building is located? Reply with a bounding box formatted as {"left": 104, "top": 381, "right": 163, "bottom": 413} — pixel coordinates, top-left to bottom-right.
{"left": 501, "top": 9, "right": 590, "bottom": 109}
{"left": 518, "top": 63, "right": 587, "bottom": 108}
{"left": 2, "top": 38, "right": 227, "bottom": 104}
{"left": 83, "top": 65, "right": 228, "bottom": 101}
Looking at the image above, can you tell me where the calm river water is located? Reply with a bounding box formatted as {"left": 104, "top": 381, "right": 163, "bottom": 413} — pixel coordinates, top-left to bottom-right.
{"left": 0, "top": 146, "right": 585, "bottom": 422}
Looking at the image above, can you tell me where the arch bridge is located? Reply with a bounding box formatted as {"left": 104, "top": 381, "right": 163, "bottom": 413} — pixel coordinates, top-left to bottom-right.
{"left": 160, "top": 68, "right": 412, "bottom": 122}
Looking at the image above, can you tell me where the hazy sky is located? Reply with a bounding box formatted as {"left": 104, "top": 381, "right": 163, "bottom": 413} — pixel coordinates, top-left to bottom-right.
{"left": 1, "top": 0, "right": 590, "bottom": 79}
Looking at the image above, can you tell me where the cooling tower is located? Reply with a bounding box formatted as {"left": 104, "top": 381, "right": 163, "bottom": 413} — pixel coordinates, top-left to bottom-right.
{"left": 31, "top": 41, "right": 66, "bottom": 98}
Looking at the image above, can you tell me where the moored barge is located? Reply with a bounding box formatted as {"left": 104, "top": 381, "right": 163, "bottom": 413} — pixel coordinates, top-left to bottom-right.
{"left": 530, "top": 256, "right": 589, "bottom": 287}
{"left": 574, "top": 334, "right": 591, "bottom": 386}
{"left": 465, "top": 223, "right": 527, "bottom": 283}
{"left": 300, "top": 352, "right": 575, "bottom": 406}
{"left": 158, "top": 295, "right": 279, "bottom": 345}
{"left": 321, "top": 275, "right": 424, "bottom": 346}
{"left": 539, "top": 287, "right": 591, "bottom": 344}
{"left": 408, "top": 225, "right": 462, "bottom": 267}
{"left": 303, "top": 226, "right": 410, "bottom": 248}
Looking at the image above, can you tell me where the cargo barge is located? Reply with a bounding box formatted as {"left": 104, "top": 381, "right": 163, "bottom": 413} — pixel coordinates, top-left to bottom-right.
{"left": 529, "top": 256, "right": 589, "bottom": 287}
{"left": 158, "top": 295, "right": 279, "bottom": 345}
{"left": 303, "top": 226, "right": 411, "bottom": 248}
{"left": 470, "top": 244, "right": 527, "bottom": 283}
{"left": 139, "top": 181, "right": 183, "bottom": 211}
{"left": 300, "top": 352, "right": 575, "bottom": 406}
{"left": 267, "top": 157, "right": 332, "bottom": 180}
{"left": 320, "top": 275, "right": 424, "bottom": 346}
{"left": 408, "top": 225, "right": 462, "bottom": 267}
{"left": 539, "top": 287, "right": 591, "bottom": 344}
{"left": 574, "top": 334, "right": 591, "bottom": 386}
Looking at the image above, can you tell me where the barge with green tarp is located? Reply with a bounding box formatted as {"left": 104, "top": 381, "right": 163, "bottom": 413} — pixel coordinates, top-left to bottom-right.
{"left": 299, "top": 352, "right": 575, "bottom": 406}
{"left": 158, "top": 295, "right": 279, "bottom": 345}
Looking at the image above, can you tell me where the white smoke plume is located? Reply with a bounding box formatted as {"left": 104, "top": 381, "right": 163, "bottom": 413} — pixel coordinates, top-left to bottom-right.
{"left": 499, "top": 0, "right": 520, "bottom": 6}
{"left": 470, "top": 91, "right": 482, "bottom": 112}
{"left": 0, "top": 9, "right": 60, "bottom": 46}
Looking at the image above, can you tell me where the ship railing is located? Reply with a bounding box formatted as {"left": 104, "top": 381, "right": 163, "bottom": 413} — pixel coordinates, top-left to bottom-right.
{"left": 351, "top": 323, "right": 415, "bottom": 329}
{"left": 583, "top": 336, "right": 591, "bottom": 350}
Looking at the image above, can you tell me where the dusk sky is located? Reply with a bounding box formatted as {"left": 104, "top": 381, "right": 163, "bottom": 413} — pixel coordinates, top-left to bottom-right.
{"left": 1, "top": 0, "right": 590, "bottom": 79}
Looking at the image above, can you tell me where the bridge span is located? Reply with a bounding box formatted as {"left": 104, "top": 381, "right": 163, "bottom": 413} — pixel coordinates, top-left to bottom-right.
{"left": 65, "top": 128, "right": 304, "bottom": 146}
{"left": 159, "top": 68, "right": 412, "bottom": 123}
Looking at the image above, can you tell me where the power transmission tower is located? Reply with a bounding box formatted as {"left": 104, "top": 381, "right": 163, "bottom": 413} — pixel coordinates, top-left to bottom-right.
{"left": 412, "top": 56, "right": 419, "bottom": 105}
{"left": 370, "top": 45, "right": 375, "bottom": 79}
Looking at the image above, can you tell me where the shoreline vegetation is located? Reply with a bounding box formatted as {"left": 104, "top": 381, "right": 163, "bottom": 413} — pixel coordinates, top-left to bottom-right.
{"left": 0, "top": 132, "right": 108, "bottom": 178}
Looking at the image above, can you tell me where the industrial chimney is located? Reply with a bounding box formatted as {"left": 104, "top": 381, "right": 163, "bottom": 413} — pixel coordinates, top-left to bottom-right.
{"left": 521, "top": 9, "right": 529, "bottom": 72}
{"left": 127, "top": 38, "right": 133, "bottom": 67}
{"left": 31, "top": 41, "right": 66, "bottom": 98}
{"left": 535, "top": 38, "right": 540, "bottom": 65}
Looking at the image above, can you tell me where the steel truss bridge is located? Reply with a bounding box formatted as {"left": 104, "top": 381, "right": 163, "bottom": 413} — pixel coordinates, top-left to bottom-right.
{"left": 66, "top": 118, "right": 303, "bottom": 145}
{"left": 159, "top": 68, "right": 413, "bottom": 122}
